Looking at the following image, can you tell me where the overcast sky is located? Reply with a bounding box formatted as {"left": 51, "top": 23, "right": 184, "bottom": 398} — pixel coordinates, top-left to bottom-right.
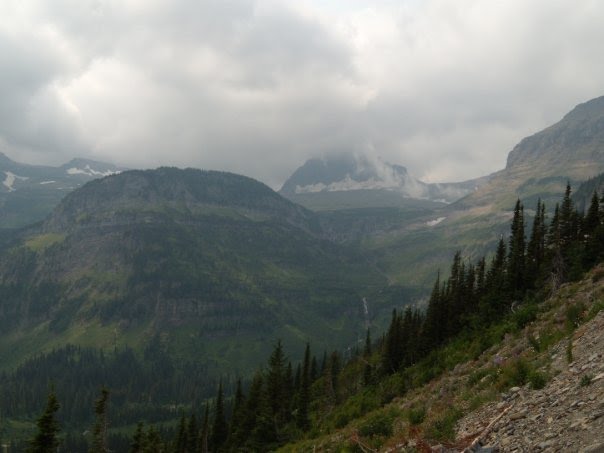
{"left": 1, "top": 0, "right": 604, "bottom": 188}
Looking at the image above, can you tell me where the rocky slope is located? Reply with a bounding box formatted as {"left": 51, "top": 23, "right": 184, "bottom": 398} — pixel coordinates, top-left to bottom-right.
{"left": 456, "top": 297, "right": 604, "bottom": 452}
{"left": 404, "top": 270, "right": 604, "bottom": 452}
{"left": 280, "top": 266, "right": 604, "bottom": 452}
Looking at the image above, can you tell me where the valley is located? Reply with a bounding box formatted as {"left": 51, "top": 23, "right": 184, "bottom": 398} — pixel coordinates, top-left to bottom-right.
{"left": 1, "top": 95, "right": 604, "bottom": 451}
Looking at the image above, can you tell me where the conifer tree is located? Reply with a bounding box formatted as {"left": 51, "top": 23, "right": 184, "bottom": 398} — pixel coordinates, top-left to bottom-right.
{"left": 174, "top": 415, "right": 187, "bottom": 453}
{"left": 90, "top": 388, "right": 109, "bottom": 453}
{"left": 507, "top": 199, "right": 526, "bottom": 296}
{"left": 362, "top": 329, "right": 372, "bottom": 387}
{"left": 296, "top": 344, "right": 311, "bottom": 430}
{"left": 199, "top": 404, "right": 209, "bottom": 453}
{"left": 527, "top": 199, "right": 546, "bottom": 286}
{"left": 210, "top": 381, "right": 227, "bottom": 452}
{"left": 28, "top": 389, "right": 61, "bottom": 453}
{"left": 228, "top": 378, "right": 245, "bottom": 445}
{"left": 129, "top": 422, "right": 145, "bottom": 453}
{"left": 266, "top": 340, "right": 287, "bottom": 425}
{"left": 585, "top": 191, "right": 600, "bottom": 234}
{"left": 186, "top": 414, "right": 198, "bottom": 453}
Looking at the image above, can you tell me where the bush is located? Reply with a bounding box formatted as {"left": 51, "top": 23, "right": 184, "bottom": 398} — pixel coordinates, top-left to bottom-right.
{"left": 528, "top": 370, "right": 547, "bottom": 390}
{"left": 407, "top": 406, "right": 426, "bottom": 425}
{"left": 514, "top": 303, "right": 538, "bottom": 330}
{"left": 497, "top": 358, "right": 530, "bottom": 390}
{"left": 580, "top": 374, "right": 593, "bottom": 387}
{"left": 425, "top": 407, "right": 462, "bottom": 442}
{"left": 566, "top": 302, "right": 585, "bottom": 332}
{"left": 357, "top": 409, "right": 397, "bottom": 438}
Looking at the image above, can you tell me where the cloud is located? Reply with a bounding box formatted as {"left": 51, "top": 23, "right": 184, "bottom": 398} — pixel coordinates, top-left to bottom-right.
{"left": 1, "top": 0, "right": 604, "bottom": 187}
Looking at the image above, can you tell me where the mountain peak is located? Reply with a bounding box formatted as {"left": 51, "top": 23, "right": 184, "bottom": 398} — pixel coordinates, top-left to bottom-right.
{"left": 46, "top": 167, "right": 313, "bottom": 232}
{"left": 280, "top": 153, "right": 417, "bottom": 197}
{"left": 505, "top": 95, "right": 604, "bottom": 174}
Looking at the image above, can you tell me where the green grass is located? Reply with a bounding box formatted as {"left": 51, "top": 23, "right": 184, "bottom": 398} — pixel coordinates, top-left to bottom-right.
{"left": 24, "top": 233, "right": 65, "bottom": 252}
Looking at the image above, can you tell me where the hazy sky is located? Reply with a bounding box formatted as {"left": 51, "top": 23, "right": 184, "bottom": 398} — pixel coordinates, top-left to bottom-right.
{"left": 2, "top": 0, "right": 604, "bottom": 188}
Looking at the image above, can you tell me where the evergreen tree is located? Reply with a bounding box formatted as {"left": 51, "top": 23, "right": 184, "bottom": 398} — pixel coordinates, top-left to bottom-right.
{"left": 199, "top": 404, "right": 209, "bottom": 453}
{"left": 130, "top": 422, "right": 145, "bottom": 453}
{"left": 296, "top": 344, "right": 311, "bottom": 430}
{"left": 527, "top": 199, "right": 546, "bottom": 287}
{"left": 585, "top": 191, "right": 601, "bottom": 234}
{"left": 174, "top": 415, "right": 186, "bottom": 453}
{"left": 28, "top": 390, "right": 61, "bottom": 453}
{"left": 90, "top": 388, "right": 109, "bottom": 453}
{"left": 186, "top": 414, "right": 198, "bottom": 453}
{"left": 266, "top": 340, "right": 287, "bottom": 425}
{"left": 507, "top": 199, "right": 526, "bottom": 296}
{"left": 559, "top": 182, "right": 575, "bottom": 247}
{"left": 228, "top": 378, "right": 245, "bottom": 446}
{"left": 362, "top": 329, "right": 372, "bottom": 387}
{"left": 210, "top": 382, "right": 227, "bottom": 452}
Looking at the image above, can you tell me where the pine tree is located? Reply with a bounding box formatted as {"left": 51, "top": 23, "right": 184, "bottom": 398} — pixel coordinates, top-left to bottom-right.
{"left": 90, "top": 388, "right": 109, "bottom": 453}
{"left": 559, "top": 182, "right": 575, "bottom": 247}
{"left": 362, "top": 329, "right": 372, "bottom": 387}
{"left": 296, "top": 344, "right": 311, "bottom": 430}
{"left": 175, "top": 415, "right": 187, "bottom": 453}
{"left": 186, "top": 414, "right": 198, "bottom": 453}
{"left": 130, "top": 422, "right": 145, "bottom": 453}
{"left": 210, "top": 382, "right": 227, "bottom": 452}
{"left": 266, "top": 340, "right": 287, "bottom": 424}
{"left": 527, "top": 199, "right": 546, "bottom": 287}
{"left": 199, "top": 404, "right": 209, "bottom": 453}
{"left": 228, "top": 378, "right": 245, "bottom": 444}
{"left": 585, "top": 191, "right": 600, "bottom": 234}
{"left": 28, "top": 390, "right": 61, "bottom": 453}
{"left": 507, "top": 199, "right": 526, "bottom": 296}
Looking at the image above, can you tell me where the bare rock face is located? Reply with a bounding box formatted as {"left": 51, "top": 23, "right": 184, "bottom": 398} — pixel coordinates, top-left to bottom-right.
{"left": 506, "top": 96, "right": 604, "bottom": 176}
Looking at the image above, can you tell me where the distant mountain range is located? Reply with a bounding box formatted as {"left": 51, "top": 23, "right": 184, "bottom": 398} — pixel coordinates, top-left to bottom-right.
{"left": 280, "top": 153, "right": 489, "bottom": 210}
{"left": 0, "top": 153, "right": 126, "bottom": 228}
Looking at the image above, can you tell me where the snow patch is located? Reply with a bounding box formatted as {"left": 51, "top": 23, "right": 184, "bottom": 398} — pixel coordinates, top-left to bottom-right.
{"left": 426, "top": 217, "right": 446, "bottom": 227}
{"left": 39, "top": 180, "right": 56, "bottom": 185}
{"left": 66, "top": 165, "right": 120, "bottom": 177}
{"left": 3, "top": 171, "right": 29, "bottom": 192}
{"left": 295, "top": 174, "right": 424, "bottom": 196}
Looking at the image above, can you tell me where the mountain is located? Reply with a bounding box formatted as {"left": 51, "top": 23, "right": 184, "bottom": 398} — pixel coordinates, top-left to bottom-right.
{"left": 0, "top": 167, "right": 412, "bottom": 376}
{"left": 457, "top": 95, "right": 604, "bottom": 212}
{"left": 0, "top": 153, "right": 125, "bottom": 228}
{"left": 339, "top": 95, "right": 604, "bottom": 286}
{"left": 280, "top": 153, "right": 488, "bottom": 211}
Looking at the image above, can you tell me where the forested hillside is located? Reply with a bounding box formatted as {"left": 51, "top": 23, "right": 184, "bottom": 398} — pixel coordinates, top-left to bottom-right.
{"left": 5, "top": 176, "right": 604, "bottom": 451}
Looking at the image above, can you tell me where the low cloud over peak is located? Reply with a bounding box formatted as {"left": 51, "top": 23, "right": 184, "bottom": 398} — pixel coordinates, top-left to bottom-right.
{"left": 1, "top": 0, "right": 604, "bottom": 188}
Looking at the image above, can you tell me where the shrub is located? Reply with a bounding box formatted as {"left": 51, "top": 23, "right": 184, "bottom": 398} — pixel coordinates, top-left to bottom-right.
{"left": 565, "top": 302, "right": 585, "bottom": 332}
{"left": 497, "top": 358, "right": 530, "bottom": 390}
{"left": 425, "top": 407, "right": 462, "bottom": 442}
{"left": 514, "top": 303, "right": 538, "bottom": 330}
{"left": 580, "top": 374, "right": 593, "bottom": 387}
{"left": 357, "top": 409, "right": 397, "bottom": 438}
{"left": 407, "top": 406, "right": 426, "bottom": 425}
{"left": 528, "top": 370, "right": 547, "bottom": 390}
